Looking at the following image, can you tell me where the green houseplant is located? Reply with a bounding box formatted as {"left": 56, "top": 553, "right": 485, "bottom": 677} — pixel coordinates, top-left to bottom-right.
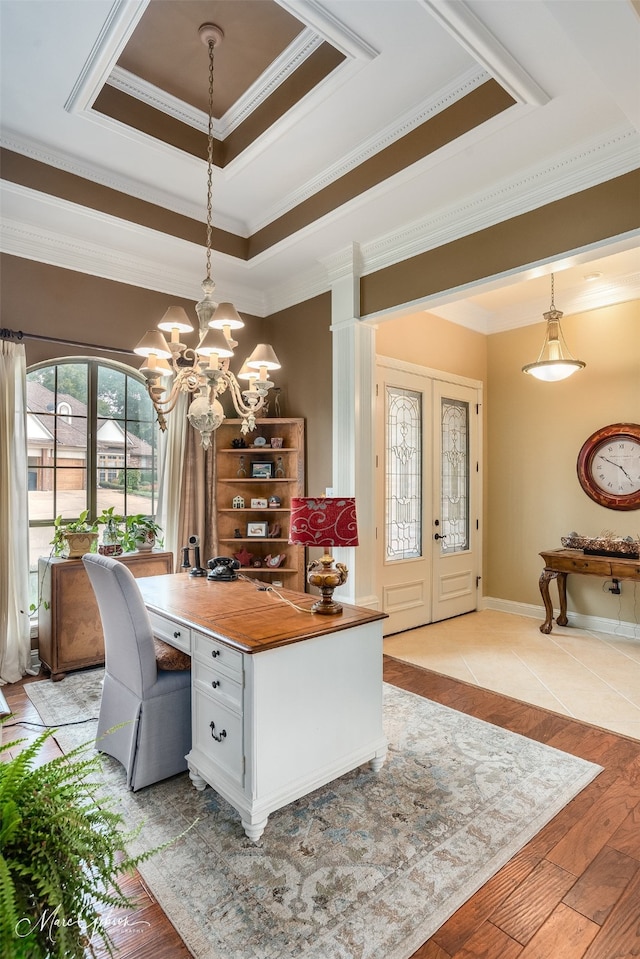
{"left": 0, "top": 727, "right": 169, "bottom": 959}
{"left": 51, "top": 511, "right": 99, "bottom": 559}
{"left": 122, "top": 515, "right": 163, "bottom": 552}
{"left": 96, "top": 507, "right": 125, "bottom": 555}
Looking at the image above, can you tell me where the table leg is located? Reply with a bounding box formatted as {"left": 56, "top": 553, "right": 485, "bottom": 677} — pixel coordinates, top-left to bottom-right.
{"left": 539, "top": 568, "right": 556, "bottom": 633}
{"left": 556, "top": 571, "right": 568, "bottom": 626}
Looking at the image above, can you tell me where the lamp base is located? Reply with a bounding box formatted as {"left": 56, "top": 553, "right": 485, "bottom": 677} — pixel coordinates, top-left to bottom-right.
{"left": 306, "top": 554, "right": 348, "bottom": 616}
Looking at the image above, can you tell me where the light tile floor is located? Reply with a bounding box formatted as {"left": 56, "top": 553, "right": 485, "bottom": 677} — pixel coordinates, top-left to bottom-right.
{"left": 383, "top": 608, "right": 640, "bottom": 740}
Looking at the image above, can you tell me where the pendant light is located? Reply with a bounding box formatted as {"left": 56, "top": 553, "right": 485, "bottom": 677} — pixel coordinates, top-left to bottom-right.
{"left": 522, "top": 273, "right": 585, "bottom": 381}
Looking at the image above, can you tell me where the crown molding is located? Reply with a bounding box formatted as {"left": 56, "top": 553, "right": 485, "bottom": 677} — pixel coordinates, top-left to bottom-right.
{"left": 65, "top": 0, "right": 148, "bottom": 114}
{"left": 419, "top": 0, "right": 549, "bottom": 106}
{"left": 2, "top": 126, "right": 637, "bottom": 322}
{"left": 107, "top": 28, "right": 325, "bottom": 140}
{"left": 359, "top": 126, "right": 640, "bottom": 277}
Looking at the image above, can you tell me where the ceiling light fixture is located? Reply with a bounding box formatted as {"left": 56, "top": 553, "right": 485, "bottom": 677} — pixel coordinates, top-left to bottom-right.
{"left": 522, "top": 273, "right": 585, "bottom": 382}
{"left": 134, "top": 23, "right": 280, "bottom": 449}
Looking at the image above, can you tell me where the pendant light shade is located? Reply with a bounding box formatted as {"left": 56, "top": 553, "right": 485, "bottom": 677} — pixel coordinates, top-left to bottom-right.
{"left": 522, "top": 274, "right": 585, "bottom": 381}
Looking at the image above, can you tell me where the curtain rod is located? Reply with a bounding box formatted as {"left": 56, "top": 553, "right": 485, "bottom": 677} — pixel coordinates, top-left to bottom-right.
{"left": 0, "top": 327, "right": 135, "bottom": 356}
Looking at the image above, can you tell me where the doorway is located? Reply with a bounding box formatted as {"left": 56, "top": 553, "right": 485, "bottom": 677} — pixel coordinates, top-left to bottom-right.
{"left": 375, "top": 357, "right": 482, "bottom": 635}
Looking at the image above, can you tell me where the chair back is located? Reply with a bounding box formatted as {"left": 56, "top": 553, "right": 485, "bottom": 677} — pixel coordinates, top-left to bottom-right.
{"left": 83, "top": 553, "right": 157, "bottom": 695}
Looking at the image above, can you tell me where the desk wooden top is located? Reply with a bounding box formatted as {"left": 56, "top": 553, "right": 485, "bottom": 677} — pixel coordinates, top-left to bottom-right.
{"left": 136, "top": 573, "right": 387, "bottom": 654}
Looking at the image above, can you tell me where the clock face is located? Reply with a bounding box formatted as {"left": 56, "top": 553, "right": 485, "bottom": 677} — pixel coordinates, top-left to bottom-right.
{"left": 577, "top": 424, "right": 640, "bottom": 510}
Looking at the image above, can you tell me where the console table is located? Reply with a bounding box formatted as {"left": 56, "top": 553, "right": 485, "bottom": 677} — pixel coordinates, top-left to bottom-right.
{"left": 136, "top": 573, "right": 388, "bottom": 841}
{"left": 538, "top": 549, "right": 640, "bottom": 634}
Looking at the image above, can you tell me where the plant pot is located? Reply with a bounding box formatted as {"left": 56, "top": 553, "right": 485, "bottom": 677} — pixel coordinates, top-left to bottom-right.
{"left": 63, "top": 531, "right": 99, "bottom": 558}
{"left": 134, "top": 531, "right": 156, "bottom": 551}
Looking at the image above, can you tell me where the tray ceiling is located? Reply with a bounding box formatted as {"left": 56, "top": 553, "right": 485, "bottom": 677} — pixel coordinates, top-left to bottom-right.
{"left": 1, "top": 0, "right": 638, "bottom": 326}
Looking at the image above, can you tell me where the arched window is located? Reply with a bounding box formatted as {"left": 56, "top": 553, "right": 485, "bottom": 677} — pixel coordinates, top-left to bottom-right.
{"left": 26, "top": 357, "right": 160, "bottom": 599}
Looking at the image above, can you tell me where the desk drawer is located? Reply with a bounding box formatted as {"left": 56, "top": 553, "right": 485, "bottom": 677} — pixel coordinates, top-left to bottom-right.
{"left": 611, "top": 561, "right": 640, "bottom": 579}
{"left": 194, "top": 660, "right": 242, "bottom": 712}
{"left": 148, "top": 611, "right": 191, "bottom": 654}
{"left": 193, "top": 690, "right": 243, "bottom": 785}
{"left": 193, "top": 630, "right": 243, "bottom": 679}
{"left": 557, "top": 556, "right": 612, "bottom": 575}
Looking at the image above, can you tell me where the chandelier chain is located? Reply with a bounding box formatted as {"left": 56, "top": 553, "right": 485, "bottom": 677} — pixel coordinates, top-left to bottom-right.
{"left": 133, "top": 23, "right": 282, "bottom": 447}
{"left": 550, "top": 272, "right": 555, "bottom": 310}
{"left": 205, "top": 37, "right": 215, "bottom": 283}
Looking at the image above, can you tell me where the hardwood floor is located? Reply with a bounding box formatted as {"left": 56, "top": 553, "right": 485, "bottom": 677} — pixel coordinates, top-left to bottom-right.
{"left": 4, "top": 659, "right": 640, "bottom": 959}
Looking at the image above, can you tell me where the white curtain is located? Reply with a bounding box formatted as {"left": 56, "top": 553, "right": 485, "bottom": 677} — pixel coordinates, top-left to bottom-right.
{"left": 0, "top": 340, "right": 32, "bottom": 682}
{"left": 157, "top": 391, "right": 187, "bottom": 568}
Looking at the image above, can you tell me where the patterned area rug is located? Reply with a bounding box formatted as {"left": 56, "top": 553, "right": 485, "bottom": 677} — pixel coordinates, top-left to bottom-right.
{"left": 25, "top": 671, "right": 601, "bottom": 959}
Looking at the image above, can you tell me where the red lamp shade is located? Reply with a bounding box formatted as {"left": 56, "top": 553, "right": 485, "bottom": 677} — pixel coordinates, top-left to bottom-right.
{"left": 289, "top": 498, "right": 358, "bottom": 548}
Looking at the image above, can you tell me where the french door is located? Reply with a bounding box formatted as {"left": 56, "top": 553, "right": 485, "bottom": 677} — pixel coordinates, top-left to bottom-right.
{"left": 375, "top": 358, "right": 481, "bottom": 635}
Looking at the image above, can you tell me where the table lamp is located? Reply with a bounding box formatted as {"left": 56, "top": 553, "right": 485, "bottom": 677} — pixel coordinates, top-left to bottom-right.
{"left": 289, "top": 497, "right": 358, "bottom": 614}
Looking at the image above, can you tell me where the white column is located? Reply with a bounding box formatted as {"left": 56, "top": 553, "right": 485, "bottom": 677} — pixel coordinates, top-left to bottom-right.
{"left": 324, "top": 244, "right": 378, "bottom": 609}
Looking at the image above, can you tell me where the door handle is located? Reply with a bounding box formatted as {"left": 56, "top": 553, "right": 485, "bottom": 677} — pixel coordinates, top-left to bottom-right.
{"left": 434, "top": 533, "right": 447, "bottom": 540}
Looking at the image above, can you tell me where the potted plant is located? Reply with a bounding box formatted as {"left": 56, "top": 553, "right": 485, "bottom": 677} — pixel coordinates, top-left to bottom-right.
{"left": 50, "top": 510, "right": 99, "bottom": 559}
{"left": 0, "top": 726, "right": 171, "bottom": 958}
{"left": 96, "top": 506, "right": 124, "bottom": 556}
{"left": 123, "top": 515, "right": 163, "bottom": 552}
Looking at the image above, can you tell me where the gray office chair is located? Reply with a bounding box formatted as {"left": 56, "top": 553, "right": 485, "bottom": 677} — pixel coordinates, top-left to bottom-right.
{"left": 83, "top": 553, "right": 191, "bottom": 791}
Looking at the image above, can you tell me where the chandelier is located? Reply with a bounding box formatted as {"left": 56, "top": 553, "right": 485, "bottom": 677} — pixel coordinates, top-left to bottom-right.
{"left": 134, "top": 23, "right": 280, "bottom": 449}
{"left": 522, "top": 273, "right": 585, "bottom": 381}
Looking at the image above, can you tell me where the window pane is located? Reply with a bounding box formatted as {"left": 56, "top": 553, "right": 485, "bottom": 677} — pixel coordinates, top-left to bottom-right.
{"left": 440, "top": 398, "right": 469, "bottom": 553}
{"left": 97, "top": 366, "right": 126, "bottom": 419}
{"left": 385, "top": 386, "right": 422, "bottom": 561}
{"left": 28, "top": 359, "right": 159, "bottom": 598}
{"left": 127, "top": 376, "right": 153, "bottom": 422}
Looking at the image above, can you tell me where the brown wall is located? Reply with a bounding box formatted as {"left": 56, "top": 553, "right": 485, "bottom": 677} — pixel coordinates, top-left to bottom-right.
{"left": 264, "top": 293, "right": 333, "bottom": 497}
{"left": 361, "top": 171, "right": 640, "bottom": 318}
{"left": 1, "top": 254, "right": 333, "bottom": 499}
{"left": 1, "top": 253, "right": 196, "bottom": 369}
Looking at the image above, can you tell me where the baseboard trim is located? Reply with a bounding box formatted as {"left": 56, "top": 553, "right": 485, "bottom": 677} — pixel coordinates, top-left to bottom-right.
{"left": 483, "top": 596, "right": 640, "bottom": 641}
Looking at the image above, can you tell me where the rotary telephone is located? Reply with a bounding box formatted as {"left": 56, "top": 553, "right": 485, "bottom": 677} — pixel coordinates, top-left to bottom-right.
{"left": 207, "top": 556, "right": 240, "bottom": 582}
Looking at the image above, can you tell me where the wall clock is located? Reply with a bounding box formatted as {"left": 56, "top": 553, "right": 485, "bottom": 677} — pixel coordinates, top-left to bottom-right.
{"left": 577, "top": 423, "right": 640, "bottom": 510}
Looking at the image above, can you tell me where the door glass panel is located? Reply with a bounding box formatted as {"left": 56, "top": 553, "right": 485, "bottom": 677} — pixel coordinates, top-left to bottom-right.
{"left": 385, "top": 386, "right": 422, "bottom": 561}
{"left": 440, "top": 398, "right": 469, "bottom": 553}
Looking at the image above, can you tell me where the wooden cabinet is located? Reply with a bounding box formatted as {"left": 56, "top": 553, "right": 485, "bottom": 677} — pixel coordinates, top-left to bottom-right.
{"left": 215, "top": 418, "right": 305, "bottom": 591}
{"left": 37, "top": 551, "right": 173, "bottom": 680}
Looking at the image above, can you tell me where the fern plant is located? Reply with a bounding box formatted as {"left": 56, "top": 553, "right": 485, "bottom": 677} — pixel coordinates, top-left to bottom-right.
{"left": 0, "top": 727, "right": 172, "bottom": 958}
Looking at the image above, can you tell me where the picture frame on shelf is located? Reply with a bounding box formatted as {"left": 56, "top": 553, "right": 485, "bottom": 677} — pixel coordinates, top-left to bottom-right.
{"left": 247, "top": 521, "right": 269, "bottom": 538}
{"left": 251, "top": 462, "right": 274, "bottom": 479}
{"left": 251, "top": 498, "right": 268, "bottom": 508}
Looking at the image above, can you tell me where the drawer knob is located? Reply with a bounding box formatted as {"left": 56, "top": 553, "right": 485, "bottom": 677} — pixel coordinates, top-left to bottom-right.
{"left": 209, "top": 721, "right": 226, "bottom": 743}
{"left": 211, "top": 680, "right": 220, "bottom": 689}
{"left": 211, "top": 649, "right": 220, "bottom": 658}
{"left": 173, "top": 630, "right": 181, "bottom": 639}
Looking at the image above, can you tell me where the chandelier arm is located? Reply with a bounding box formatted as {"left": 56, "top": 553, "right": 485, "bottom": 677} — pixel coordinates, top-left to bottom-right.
{"left": 222, "top": 370, "right": 268, "bottom": 417}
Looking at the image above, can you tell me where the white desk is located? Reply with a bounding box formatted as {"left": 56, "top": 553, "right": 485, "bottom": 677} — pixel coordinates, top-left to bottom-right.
{"left": 136, "top": 574, "right": 388, "bottom": 841}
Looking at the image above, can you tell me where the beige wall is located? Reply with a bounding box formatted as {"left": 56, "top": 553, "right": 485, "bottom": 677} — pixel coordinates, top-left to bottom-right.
{"left": 375, "top": 310, "right": 487, "bottom": 382}
{"left": 487, "top": 300, "right": 640, "bottom": 620}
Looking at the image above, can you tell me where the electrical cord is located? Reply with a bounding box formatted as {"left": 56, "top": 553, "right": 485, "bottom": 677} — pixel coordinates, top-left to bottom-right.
{"left": 237, "top": 573, "right": 315, "bottom": 614}
{"left": 1, "top": 717, "right": 98, "bottom": 730}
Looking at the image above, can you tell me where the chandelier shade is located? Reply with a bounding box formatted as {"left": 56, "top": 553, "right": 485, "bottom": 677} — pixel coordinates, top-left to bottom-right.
{"left": 134, "top": 330, "right": 172, "bottom": 360}
{"left": 133, "top": 23, "right": 281, "bottom": 447}
{"left": 522, "top": 274, "right": 585, "bottom": 381}
{"left": 156, "top": 306, "right": 194, "bottom": 338}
